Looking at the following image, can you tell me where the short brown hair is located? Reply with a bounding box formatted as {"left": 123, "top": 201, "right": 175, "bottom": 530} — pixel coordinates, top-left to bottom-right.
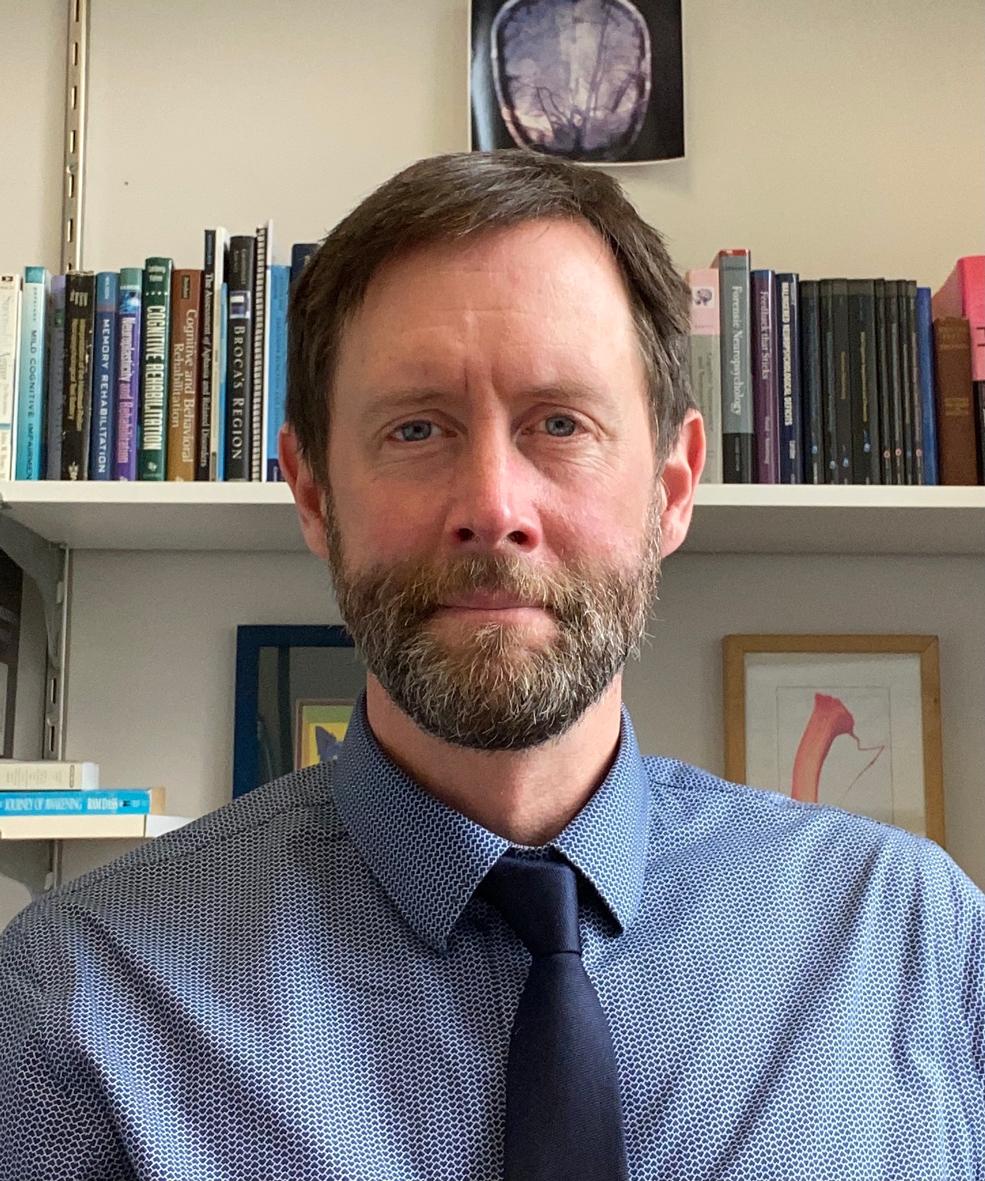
{"left": 286, "top": 150, "right": 693, "bottom": 490}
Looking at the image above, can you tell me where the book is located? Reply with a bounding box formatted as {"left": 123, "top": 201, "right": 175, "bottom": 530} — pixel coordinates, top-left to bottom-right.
{"left": 685, "top": 268, "right": 723, "bottom": 483}
{"left": 89, "top": 271, "right": 119, "bottom": 480}
{"left": 932, "top": 317, "right": 978, "bottom": 485}
{"left": 775, "top": 273, "right": 803, "bottom": 484}
{"left": 883, "top": 280, "right": 905, "bottom": 484}
{"left": 61, "top": 270, "right": 97, "bottom": 480}
{"left": 290, "top": 242, "right": 318, "bottom": 286}
{"left": 799, "top": 280, "right": 824, "bottom": 484}
{"left": 751, "top": 269, "right": 779, "bottom": 483}
{"left": 0, "top": 787, "right": 163, "bottom": 816}
{"left": 819, "top": 279, "right": 851, "bottom": 483}
{"left": 873, "top": 279, "right": 894, "bottom": 484}
{"left": 0, "top": 274, "right": 22, "bottom": 480}
{"left": 0, "top": 813, "right": 155, "bottom": 840}
{"left": 713, "top": 249, "right": 753, "bottom": 482}
{"left": 0, "top": 553, "right": 22, "bottom": 758}
{"left": 932, "top": 255, "right": 985, "bottom": 384}
{"left": 252, "top": 219, "right": 272, "bottom": 482}
{"left": 198, "top": 227, "right": 229, "bottom": 480}
{"left": 45, "top": 275, "right": 66, "bottom": 479}
{"left": 166, "top": 269, "right": 203, "bottom": 481}
{"left": 113, "top": 268, "right": 143, "bottom": 481}
{"left": 217, "top": 281, "right": 228, "bottom": 481}
{"left": 138, "top": 257, "right": 173, "bottom": 480}
{"left": 266, "top": 264, "right": 290, "bottom": 481}
{"left": 897, "top": 282, "right": 916, "bottom": 483}
{"left": 904, "top": 281, "right": 924, "bottom": 485}
{"left": 915, "top": 287, "right": 939, "bottom": 485}
{"left": 847, "top": 279, "right": 879, "bottom": 484}
{"left": 225, "top": 236, "right": 255, "bottom": 480}
{"left": 15, "top": 266, "right": 49, "bottom": 479}
{"left": 0, "top": 760, "right": 98, "bottom": 790}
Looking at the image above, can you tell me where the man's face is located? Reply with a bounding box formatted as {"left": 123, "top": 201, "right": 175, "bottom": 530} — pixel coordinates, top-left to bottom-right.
{"left": 324, "top": 218, "right": 663, "bottom": 750}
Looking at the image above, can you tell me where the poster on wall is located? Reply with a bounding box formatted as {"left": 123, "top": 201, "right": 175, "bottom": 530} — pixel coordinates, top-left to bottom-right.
{"left": 469, "top": 0, "right": 684, "bottom": 165}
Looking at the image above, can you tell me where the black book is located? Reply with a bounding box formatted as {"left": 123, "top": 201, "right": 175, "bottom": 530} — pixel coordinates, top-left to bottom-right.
{"left": 799, "top": 280, "right": 824, "bottom": 484}
{"left": 883, "top": 281, "right": 905, "bottom": 484}
{"left": 198, "top": 229, "right": 228, "bottom": 480}
{"left": 820, "top": 279, "right": 851, "bottom": 483}
{"left": 873, "top": 279, "right": 893, "bottom": 484}
{"left": 847, "top": 280, "right": 880, "bottom": 484}
{"left": 224, "top": 235, "right": 256, "bottom": 481}
{"left": 61, "top": 270, "right": 97, "bottom": 480}
{"left": 904, "top": 280, "right": 924, "bottom": 485}
{"left": 896, "top": 281, "right": 915, "bottom": 483}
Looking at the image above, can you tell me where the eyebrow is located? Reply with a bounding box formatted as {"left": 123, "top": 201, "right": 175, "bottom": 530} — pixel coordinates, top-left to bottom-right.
{"left": 362, "top": 382, "right": 616, "bottom": 420}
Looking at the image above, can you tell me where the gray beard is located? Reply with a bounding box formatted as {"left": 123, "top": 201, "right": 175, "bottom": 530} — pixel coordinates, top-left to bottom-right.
{"left": 324, "top": 502, "right": 662, "bottom": 751}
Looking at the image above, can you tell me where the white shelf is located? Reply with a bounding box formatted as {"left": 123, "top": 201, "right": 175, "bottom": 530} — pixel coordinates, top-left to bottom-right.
{"left": 0, "top": 481, "right": 982, "bottom": 556}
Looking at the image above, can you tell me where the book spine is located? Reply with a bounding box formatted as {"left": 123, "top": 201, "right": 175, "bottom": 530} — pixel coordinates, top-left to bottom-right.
{"left": 932, "top": 255, "right": 985, "bottom": 383}
{"left": 905, "top": 281, "right": 924, "bottom": 485}
{"left": 61, "top": 271, "right": 97, "bottom": 480}
{"left": 290, "top": 242, "right": 318, "bottom": 286}
{"left": 775, "top": 273, "right": 802, "bottom": 484}
{"left": 716, "top": 250, "right": 754, "bottom": 481}
{"left": 198, "top": 228, "right": 228, "bottom": 480}
{"left": 113, "top": 269, "right": 142, "bottom": 481}
{"left": 45, "top": 275, "right": 66, "bottom": 479}
{"left": 166, "top": 269, "right": 202, "bottom": 481}
{"left": 847, "top": 279, "right": 879, "bottom": 484}
{"left": 915, "top": 287, "right": 938, "bottom": 485}
{"left": 884, "top": 281, "right": 905, "bottom": 484}
{"left": 799, "top": 280, "right": 823, "bottom": 484}
{"left": 896, "top": 282, "right": 915, "bottom": 483}
{"left": 874, "top": 279, "right": 892, "bottom": 484}
{"left": 976, "top": 382, "right": 985, "bottom": 483}
{"left": 252, "top": 220, "right": 271, "bottom": 482}
{"left": 138, "top": 257, "right": 173, "bottom": 480}
{"left": 685, "top": 268, "right": 723, "bottom": 483}
{"left": 751, "top": 269, "right": 779, "bottom": 483}
{"left": 0, "top": 789, "right": 156, "bottom": 816}
{"left": 0, "top": 275, "right": 22, "bottom": 481}
{"left": 225, "top": 236, "right": 255, "bottom": 480}
{"left": 932, "top": 317, "right": 978, "bottom": 485}
{"left": 89, "top": 272, "right": 118, "bottom": 480}
{"left": 217, "top": 282, "right": 228, "bottom": 481}
{"left": 0, "top": 760, "right": 98, "bottom": 790}
{"left": 266, "top": 264, "right": 290, "bottom": 482}
{"left": 15, "top": 267, "right": 49, "bottom": 480}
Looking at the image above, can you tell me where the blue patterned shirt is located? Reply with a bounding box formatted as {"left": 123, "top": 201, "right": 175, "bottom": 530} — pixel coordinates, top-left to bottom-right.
{"left": 1, "top": 693, "right": 982, "bottom": 1180}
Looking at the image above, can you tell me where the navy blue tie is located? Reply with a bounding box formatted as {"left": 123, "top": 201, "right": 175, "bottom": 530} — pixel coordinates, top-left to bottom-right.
{"left": 479, "top": 853, "right": 629, "bottom": 1181}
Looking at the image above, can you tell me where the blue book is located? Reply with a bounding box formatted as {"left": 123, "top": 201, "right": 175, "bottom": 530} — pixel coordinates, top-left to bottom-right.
{"left": 217, "top": 281, "right": 228, "bottom": 481}
{"left": 915, "top": 286, "right": 939, "bottom": 485}
{"left": 45, "top": 275, "right": 66, "bottom": 479}
{"left": 290, "top": 242, "right": 318, "bottom": 287}
{"left": 266, "top": 264, "right": 289, "bottom": 481}
{"left": 16, "top": 267, "right": 49, "bottom": 479}
{"left": 89, "top": 272, "right": 119, "bottom": 479}
{"left": 0, "top": 788, "right": 156, "bottom": 816}
{"left": 775, "top": 273, "right": 803, "bottom": 483}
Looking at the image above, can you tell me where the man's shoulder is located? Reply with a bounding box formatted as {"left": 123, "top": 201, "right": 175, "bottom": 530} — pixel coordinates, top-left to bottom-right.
{"left": 2, "top": 760, "right": 344, "bottom": 942}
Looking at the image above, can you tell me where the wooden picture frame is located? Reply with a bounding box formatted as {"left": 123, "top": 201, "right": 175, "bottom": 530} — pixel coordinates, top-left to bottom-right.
{"left": 723, "top": 634, "right": 944, "bottom": 847}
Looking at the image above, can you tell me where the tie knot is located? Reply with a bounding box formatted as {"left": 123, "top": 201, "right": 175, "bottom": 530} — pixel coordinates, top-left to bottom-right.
{"left": 479, "top": 853, "right": 581, "bottom": 958}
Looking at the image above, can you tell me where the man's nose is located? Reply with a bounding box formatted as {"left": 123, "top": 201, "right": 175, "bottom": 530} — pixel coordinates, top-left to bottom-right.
{"left": 442, "top": 427, "right": 543, "bottom": 553}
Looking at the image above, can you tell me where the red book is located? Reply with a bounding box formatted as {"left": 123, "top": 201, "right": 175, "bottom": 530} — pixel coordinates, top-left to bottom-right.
{"left": 932, "top": 256, "right": 985, "bottom": 382}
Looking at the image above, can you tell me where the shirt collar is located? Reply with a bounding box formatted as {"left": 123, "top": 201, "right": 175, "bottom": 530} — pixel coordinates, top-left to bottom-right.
{"left": 332, "top": 692, "right": 651, "bottom": 953}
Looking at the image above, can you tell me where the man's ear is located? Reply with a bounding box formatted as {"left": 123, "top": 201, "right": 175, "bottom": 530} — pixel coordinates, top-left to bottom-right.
{"left": 278, "top": 423, "right": 330, "bottom": 561}
{"left": 658, "top": 407, "right": 706, "bottom": 559}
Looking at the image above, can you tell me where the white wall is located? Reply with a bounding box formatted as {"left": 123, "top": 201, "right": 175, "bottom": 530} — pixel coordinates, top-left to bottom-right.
{"left": 0, "top": 0, "right": 983, "bottom": 908}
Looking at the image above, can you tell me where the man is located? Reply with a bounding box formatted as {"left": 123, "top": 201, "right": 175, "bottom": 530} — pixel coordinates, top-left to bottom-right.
{"left": 1, "top": 151, "right": 982, "bottom": 1180}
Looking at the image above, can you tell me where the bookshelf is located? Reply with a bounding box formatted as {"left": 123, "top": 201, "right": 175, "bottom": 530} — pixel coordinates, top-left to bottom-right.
{"left": 1, "top": 0, "right": 984, "bottom": 918}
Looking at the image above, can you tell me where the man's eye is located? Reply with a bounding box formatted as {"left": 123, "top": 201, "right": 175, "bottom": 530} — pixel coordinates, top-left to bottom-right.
{"left": 542, "top": 415, "right": 579, "bottom": 437}
{"left": 392, "top": 420, "right": 440, "bottom": 443}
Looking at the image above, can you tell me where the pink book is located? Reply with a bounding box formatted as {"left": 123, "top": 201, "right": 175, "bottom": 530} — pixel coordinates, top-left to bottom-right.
{"left": 932, "top": 255, "right": 985, "bottom": 382}
{"left": 686, "top": 267, "right": 722, "bottom": 482}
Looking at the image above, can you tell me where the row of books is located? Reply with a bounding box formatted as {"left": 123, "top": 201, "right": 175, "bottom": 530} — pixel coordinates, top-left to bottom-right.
{"left": 0, "top": 759, "right": 172, "bottom": 839}
{"left": 0, "top": 223, "right": 318, "bottom": 482}
{"left": 688, "top": 252, "right": 985, "bottom": 485}
{"left": 1, "top": 230, "right": 982, "bottom": 486}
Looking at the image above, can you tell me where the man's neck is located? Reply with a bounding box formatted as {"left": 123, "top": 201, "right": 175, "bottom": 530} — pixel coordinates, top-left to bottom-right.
{"left": 364, "top": 675, "right": 625, "bottom": 846}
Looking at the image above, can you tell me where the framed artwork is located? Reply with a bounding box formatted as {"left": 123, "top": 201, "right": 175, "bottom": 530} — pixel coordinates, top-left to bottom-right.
{"left": 233, "top": 625, "right": 365, "bottom": 799}
{"left": 723, "top": 634, "right": 944, "bottom": 847}
{"left": 469, "top": 0, "right": 684, "bottom": 164}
